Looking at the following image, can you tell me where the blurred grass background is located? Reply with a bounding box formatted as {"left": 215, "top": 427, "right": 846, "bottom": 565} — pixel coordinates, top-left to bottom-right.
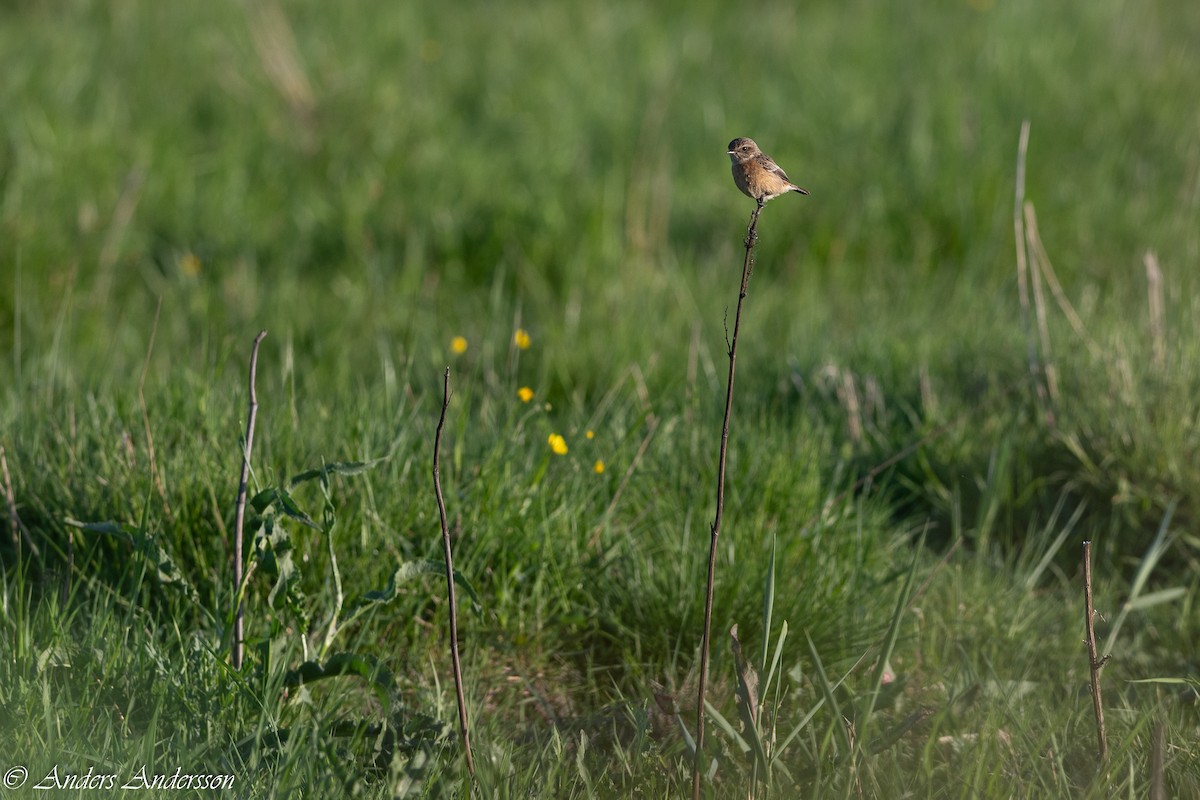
{"left": 2, "top": 0, "right": 1198, "bottom": 796}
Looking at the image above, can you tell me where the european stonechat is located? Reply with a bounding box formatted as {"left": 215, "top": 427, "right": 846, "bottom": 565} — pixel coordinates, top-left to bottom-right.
{"left": 727, "top": 137, "right": 809, "bottom": 205}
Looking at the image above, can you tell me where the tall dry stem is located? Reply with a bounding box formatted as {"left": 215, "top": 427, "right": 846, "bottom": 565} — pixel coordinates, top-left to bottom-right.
{"left": 1012, "top": 121, "right": 1055, "bottom": 424}
{"left": 693, "top": 199, "right": 764, "bottom": 800}
{"left": 232, "top": 329, "right": 267, "bottom": 670}
{"left": 1144, "top": 251, "right": 1165, "bottom": 370}
{"left": 1023, "top": 202, "right": 1102, "bottom": 360}
{"left": 1082, "top": 541, "right": 1109, "bottom": 763}
{"left": 432, "top": 367, "right": 476, "bottom": 780}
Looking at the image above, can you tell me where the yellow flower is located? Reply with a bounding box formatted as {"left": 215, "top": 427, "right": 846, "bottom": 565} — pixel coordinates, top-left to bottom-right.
{"left": 585, "top": 430, "right": 595, "bottom": 440}
{"left": 179, "top": 252, "right": 202, "bottom": 277}
{"left": 450, "top": 336, "right": 468, "bottom": 354}
{"left": 548, "top": 433, "right": 568, "bottom": 455}
{"left": 514, "top": 328, "right": 532, "bottom": 350}
{"left": 518, "top": 386, "right": 534, "bottom": 403}
{"left": 593, "top": 460, "right": 605, "bottom": 474}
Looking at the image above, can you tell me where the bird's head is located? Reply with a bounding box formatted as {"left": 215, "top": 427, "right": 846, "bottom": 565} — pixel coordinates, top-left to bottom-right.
{"left": 727, "top": 137, "right": 760, "bottom": 163}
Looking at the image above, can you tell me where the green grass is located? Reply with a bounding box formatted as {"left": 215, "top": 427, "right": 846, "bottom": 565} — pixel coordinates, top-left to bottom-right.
{"left": 2, "top": 0, "right": 1199, "bottom": 796}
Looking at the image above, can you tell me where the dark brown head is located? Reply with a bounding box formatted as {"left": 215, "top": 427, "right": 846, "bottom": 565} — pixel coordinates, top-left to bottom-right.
{"left": 727, "top": 137, "right": 761, "bottom": 165}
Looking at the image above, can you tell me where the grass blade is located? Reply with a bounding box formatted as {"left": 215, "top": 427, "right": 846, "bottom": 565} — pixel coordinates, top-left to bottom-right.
{"left": 1104, "top": 499, "right": 1177, "bottom": 657}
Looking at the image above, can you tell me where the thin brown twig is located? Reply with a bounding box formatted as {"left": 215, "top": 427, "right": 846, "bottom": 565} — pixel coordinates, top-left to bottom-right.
{"left": 232, "top": 330, "right": 267, "bottom": 671}
{"left": 693, "top": 199, "right": 763, "bottom": 800}
{"left": 1149, "top": 716, "right": 1165, "bottom": 800}
{"left": 433, "top": 367, "right": 476, "bottom": 780}
{"left": 1082, "top": 541, "right": 1109, "bottom": 763}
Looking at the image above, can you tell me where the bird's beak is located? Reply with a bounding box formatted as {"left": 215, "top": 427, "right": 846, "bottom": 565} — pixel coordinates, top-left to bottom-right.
{"left": 726, "top": 150, "right": 735, "bottom": 155}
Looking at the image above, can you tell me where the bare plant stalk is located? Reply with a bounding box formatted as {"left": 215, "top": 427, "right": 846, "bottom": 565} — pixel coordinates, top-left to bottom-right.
{"left": 1012, "top": 121, "right": 1054, "bottom": 424}
{"left": 1144, "top": 250, "right": 1165, "bottom": 370}
{"left": 232, "top": 329, "right": 267, "bottom": 671}
{"left": 838, "top": 367, "right": 864, "bottom": 444}
{"left": 1013, "top": 125, "right": 1036, "bottom": 378}
{"left": 1024, "top": 203, "right": 1058, "bottom": 406}
{"left": 433, "top": 367, "right": 476, "bottom": 779}
{"left": 1024, "top": 204, "right": 1102, "bottom": 360}
{"left": 1149, "top": 716, "right": 1165, "bottom": 800}
{"left": 693, "top": 199, "right": 764, "bottom": 800}
{"left": 1082, "top": 541, "right": 1109, "bottom": 762}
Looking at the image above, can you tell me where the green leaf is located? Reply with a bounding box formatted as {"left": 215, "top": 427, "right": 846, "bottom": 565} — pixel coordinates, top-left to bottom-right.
{"left": 761, "top": 533, "right": 776, "bottom": 673}
{"left": 805, "top": 632, "right": 850, "bottom": 754}
{"left": 703, "top": 699, "right": 749, "bottom": 755}
{"left": 394, "top": 558, "right": 484, "bottom": 611}
{"left": 730, "top": 624, "right": 769, "bottom": 778}
{"left": 339, "top": 559, "right": 484, "bottom": 631}
{"left": 287, "top": 458, "right": 388, "bottom": 490}
{"left": 250, "top": 487, "right": 278, "bottom": 513}
{"left": 863, "top": 540, "right": 920, "bottom": 732}
{"left": 283, "top": 651, "right": 394, "bottom": 710}
{"left": 1126, "top": 677, "right": 1200, "bottom": 700}
{"left": 66, "top": 518, "right": 200, "bottom": 605}
{"left": 248, "top": 486, "right": 321, "bottom": 530}
{"left": 1104, "top": 499, "right": 1178, "bottom": 658}
{"left": 275, "top": 488, "right": 320, "bottom": 529}
{"left": 1124, "top": 587, "right": 1187, "bottom": 611}
{"left": 761, "top": 620, "right": 788, "bottom": 718}
{"left": 64, "top": 519, "right": 127, "bottom": 536}
{"left": 1023, "top": 498, "right": 1086, "bottom": 590}
{"left": 253, "top": 514, "right": 309, "bottom": 631}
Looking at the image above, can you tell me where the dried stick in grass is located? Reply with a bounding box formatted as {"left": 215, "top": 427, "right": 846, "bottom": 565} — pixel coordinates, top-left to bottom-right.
{"left": 432, "top": 367, "right": 476, "bottom": 779}
{"left": 1149, "top": 716, "right": 1165, "bottom": 800}
{"left": 1023, "top": 203, "right": 1102, "bottom": 360}
{"left": 1026, "top": 208, "right": 1058, "bottom": 405}
{"left": 692, "top": 199, "right": 764, "bottom": 800}
{"left": 1082, "top": 541, "right": 1109, "bottom": 763}
{"left": 1144, "top": 251, "right": 1165, "bottom": 370}
{"left": 232, "top": 330, "right": 267, "bottom": 671}
{"left": 1012, "top": 121, "right": 1055, "bottom": 424}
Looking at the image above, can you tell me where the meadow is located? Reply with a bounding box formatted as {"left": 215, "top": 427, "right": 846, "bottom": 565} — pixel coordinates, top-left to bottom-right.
{"left": 1, "top": 0, "right": 1198, "bottom": 796}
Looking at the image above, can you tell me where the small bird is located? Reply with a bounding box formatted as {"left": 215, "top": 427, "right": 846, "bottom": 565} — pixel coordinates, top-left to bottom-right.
{"left": 727, "top": 137, "right": 809, "bottom": 205}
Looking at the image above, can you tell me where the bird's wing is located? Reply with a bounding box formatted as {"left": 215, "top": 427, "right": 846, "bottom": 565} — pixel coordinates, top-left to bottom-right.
{"left": 765, "top": 159, "right": 791, "bottom": 183}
